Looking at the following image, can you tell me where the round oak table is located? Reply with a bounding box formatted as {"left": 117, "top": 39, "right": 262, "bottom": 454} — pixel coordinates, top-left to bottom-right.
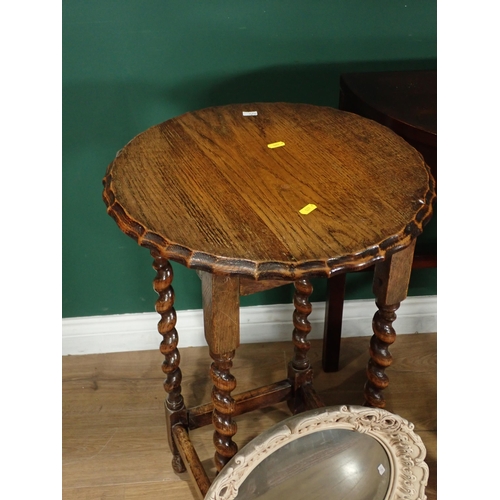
{"left": 102, "top": 102, "right": 435, "bottom": 498}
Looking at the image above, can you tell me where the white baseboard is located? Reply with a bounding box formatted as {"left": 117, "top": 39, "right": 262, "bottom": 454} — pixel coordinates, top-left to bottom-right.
{"left": 62, "top": 295, "right": 436, "bottom": 356}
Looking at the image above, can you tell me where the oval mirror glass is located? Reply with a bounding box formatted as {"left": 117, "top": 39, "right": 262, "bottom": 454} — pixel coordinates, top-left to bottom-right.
{"left": 232, "top": 428, "right": 390, "bottom": 500}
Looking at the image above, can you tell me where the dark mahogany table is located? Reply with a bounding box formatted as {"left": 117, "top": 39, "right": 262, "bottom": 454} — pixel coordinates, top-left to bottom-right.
{"left": 103, "top": 102, "right": 435, "bottom": 498}
{"left": 322, "top": 70, "right": 437, "bottom": 372}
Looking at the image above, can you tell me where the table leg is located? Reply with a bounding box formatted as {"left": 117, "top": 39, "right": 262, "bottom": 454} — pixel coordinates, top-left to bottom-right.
{"left": 210, "top": 349, "right": 238, "bottom": 471}
{"left": 201, "top": 272, "right": 240, "bottom": 472}
{"left": 364, "top": 240, "right": 416, "bottom": 408}
{"left": 151, "top": 252, "right": 187, "bottom": 473}
{"left": 288, "top": 278, "right": 315, "bottom": 414}
{"left": 322, "top": 273, "right": 347, "bottom": 372}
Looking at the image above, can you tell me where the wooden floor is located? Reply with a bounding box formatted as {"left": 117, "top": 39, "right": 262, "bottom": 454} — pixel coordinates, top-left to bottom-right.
{"left": 62, "top": 333, "right": 437, "bottom": 500}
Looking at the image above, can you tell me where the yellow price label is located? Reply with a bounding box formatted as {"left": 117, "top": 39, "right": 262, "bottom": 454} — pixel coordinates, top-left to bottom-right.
{"left": 299, "top": 204, "right": 317, "bottom": 215}
{"left": 267, "top": 141, "right": 285, "bottom": 149}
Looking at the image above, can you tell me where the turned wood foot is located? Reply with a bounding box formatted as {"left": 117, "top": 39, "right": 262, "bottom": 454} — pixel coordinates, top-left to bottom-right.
{"left": 210, "top": 350, "right": 238, "bottom": 471}
{"left": 288, "top": 278, "right": 314, "bottom": 414}
{"left": 152, "top": 251, "right": 187, "bottom": 473}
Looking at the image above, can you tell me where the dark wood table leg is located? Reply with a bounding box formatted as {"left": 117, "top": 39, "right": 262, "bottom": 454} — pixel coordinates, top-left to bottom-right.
{"left": 364, "top": 240, "right": 416, "bottom": 408}
{"left": 210, "top": 349, "right": 238, "bottom": 471}
{"left": 151, "top": 251, "right": 187, "bottom": 473}
{"left": 201, "top": 272, "right": 240, "bottom": 472}
{"left": 288, "top": 278, "right": 317, "bottom": 414}
{"left": 322, "top": 273, "right": 347, "bottom": 373}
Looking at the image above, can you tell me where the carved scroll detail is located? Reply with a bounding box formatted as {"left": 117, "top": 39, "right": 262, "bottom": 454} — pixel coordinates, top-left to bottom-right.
{"left": 210, "top": 350, "right": 238, "bottom": 471}
{"left": 364, "top": 302, "right": 400, "bottom": 408}
{"left": 205, "top": 405, "right": 429, "bottom": 500}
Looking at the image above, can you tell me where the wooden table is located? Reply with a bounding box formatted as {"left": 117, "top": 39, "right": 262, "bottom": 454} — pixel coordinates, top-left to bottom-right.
{"left": 102, "top": 102, "right": 435, "bottom": 498}
{"left": 323, "top": 70, "right": 437, "bottom": 372}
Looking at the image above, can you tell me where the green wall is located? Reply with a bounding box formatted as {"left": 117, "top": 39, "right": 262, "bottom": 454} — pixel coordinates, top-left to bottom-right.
{"left": 63, "top": 1, "right": 437, "bottom": 318}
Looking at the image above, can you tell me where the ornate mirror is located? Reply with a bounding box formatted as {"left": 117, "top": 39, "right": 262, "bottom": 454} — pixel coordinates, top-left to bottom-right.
{"left": 205, "top": 405, "right": 429, "bottom": 500}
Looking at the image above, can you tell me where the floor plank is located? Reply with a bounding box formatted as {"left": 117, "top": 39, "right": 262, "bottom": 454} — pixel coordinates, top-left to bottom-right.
{"left": 63, "top": 333, "right": 436, "bottom": 499}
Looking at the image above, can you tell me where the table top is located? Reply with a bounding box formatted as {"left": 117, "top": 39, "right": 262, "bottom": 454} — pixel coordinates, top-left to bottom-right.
{"left": 103, "top": 103, "right": 435, "bottom": 280}
{"left": 340, "top": 70, "right": 436, "bottom": 148}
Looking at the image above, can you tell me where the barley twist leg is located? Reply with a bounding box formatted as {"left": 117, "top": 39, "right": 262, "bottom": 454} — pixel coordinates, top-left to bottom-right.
{"left": 364, "top": 302, "right": 399, "bottom": 408}
{"left": 210, "top": 350, "right": 238, "bottom": 472}
{"left": 288, "top": 278, "right": 314, "bottom": 413}
{"left": 152, "top": 252, "right": 186, "bottom": 473}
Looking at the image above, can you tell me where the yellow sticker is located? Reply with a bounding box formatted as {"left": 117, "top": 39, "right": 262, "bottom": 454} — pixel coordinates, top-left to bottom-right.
{"left": 267, "top": 141, "right": 285, "bottom": 148}
{"left": 299, "top": 204, "right": 317, "bottom": 215}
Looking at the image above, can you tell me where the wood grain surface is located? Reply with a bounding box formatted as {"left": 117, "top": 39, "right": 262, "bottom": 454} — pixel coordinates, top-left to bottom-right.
{"left": 103, "top": 103, "right": 435, "bottom": 280}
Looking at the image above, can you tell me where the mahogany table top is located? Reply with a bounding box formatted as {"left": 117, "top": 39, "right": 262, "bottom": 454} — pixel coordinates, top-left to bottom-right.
{"left": 340, "top": 70, "right": 437, "bottom": 149}
{"left": 103, "top": 102, "right": 435, "bottom": 280}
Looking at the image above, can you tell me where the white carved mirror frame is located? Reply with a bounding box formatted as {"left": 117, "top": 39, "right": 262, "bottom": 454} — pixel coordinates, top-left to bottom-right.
{"left": 205, "top": 405, "right": 429, "bottom": 500}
